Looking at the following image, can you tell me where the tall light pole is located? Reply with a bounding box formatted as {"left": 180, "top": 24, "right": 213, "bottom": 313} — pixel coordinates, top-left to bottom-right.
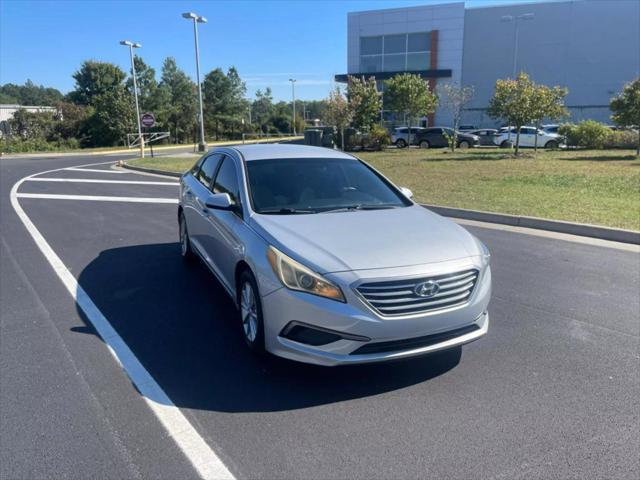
{"left": 182, "top": 12, "right": 208, "bottom": 152}
{"left": 289, "top": 78, "right": 297, "bottom": 135}
{"left": 120, "top": 40, "right": 144, "bottom": 158}
{"left": 501, "top": 13, "right": 534, "bottom": 78}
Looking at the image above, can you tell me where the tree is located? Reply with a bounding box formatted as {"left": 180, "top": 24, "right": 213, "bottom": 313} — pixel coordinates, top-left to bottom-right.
{"left": 487, "top": 72, "right": 538, "bottom": 155}
{"left": 82, "top": 88, "right": 134, "bottom": 147}
{"left": 251, "top": 88, "right": 274, "bottom": 133}
{"left": 8, "top": 108, "right": 57, "bottom": 140}
{"left": 346, "top": 76, "right": 381, "bottom": 132}
{"left": 530, "top": 84, "right": 568, "bottom": 152}
{"left": 126, "top": 55, "right": 159, "bottom": 113}
{"left": 203, "top": 66, "right": 247, "bottom": 139}
{"left": 437, "top": 82, "right": 474, "bottom": 151}
{"left": 0, "top": 80, "right": 64, "bottom": 106}
{"left": 68, "top": 61, "right": 127, "bottom": 106}
{"left": 610, "top": 78, "right": 640, "bottom": 155}
{"left": 384, "top": 73, "right": 437, "bottom": 146}
{"left": 323, "top": 87, "right": 353, "bottom": 150}
{"left": 156, "top": 57, "right": 198, "bottom": 143}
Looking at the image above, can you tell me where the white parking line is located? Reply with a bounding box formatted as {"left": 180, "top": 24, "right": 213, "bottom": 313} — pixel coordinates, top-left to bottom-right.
{"left": 16, "top": 193, "right": 179, "bottom": 204}
{"left": 65, "top": 167, "right": 126, "bottom": 174}
{"left": 11, "top": 161, "right": 235, "bottom": 480}
{"left": 26, "top": 178, "right": 178, "bottom": 186}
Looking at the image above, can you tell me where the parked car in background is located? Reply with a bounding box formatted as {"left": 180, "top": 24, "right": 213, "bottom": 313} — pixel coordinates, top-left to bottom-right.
{"left": 493, "top": 127, "right": 563, "bottom": 149}
{"left": 469, "top": 129, "right": 498, "bottom": 146}
{"left": 391, "top": 127, "right": 426, "bottom": 148}
{"left": 458, "top": 125, "right": 478, "bottom": 131}
{"left": 178, "top": 144, "right": 491, "bottom": 366}
{"left": 413, "top": 127, "right": 480, "bottom": 149}
{"left": 542, "top": 124, "right": 560, "bottom": 134}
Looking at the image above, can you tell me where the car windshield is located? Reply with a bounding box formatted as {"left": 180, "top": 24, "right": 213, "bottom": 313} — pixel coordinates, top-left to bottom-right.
{"left": 246, "top": 158, "right": 410, "bottom": 214}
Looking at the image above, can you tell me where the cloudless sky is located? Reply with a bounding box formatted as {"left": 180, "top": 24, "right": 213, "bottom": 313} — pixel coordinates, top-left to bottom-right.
{"left": 1, "top": 0, "right": 549, "bottom": 101}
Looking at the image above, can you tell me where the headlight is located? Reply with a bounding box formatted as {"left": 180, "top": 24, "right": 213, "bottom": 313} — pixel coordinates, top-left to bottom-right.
{"left": 267, "top": 246, "right": 345, "bottom": 302}
{"left": 478, "top": 239, "right": 491, "bottom": 266}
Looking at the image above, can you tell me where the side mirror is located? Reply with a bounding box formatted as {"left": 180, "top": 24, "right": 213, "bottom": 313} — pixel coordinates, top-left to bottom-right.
{"left": 400, "top": 187, "right": 414, "bottom": 199}
{"left": 205, "top": 192, "right": 233, "bottom": 210}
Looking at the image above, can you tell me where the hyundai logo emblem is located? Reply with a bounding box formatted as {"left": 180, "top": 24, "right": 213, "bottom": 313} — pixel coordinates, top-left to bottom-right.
{"left": 414, "top": 280, "right": 440, "bottom": 298}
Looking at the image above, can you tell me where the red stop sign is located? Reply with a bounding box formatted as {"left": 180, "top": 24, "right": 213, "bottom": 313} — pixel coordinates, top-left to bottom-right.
{"left": 141, "top": 112, "right": 155, "bottom": 128}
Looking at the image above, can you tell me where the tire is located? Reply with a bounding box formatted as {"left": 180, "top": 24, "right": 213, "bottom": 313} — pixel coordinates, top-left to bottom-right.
{"left": 395, "top": 139, "right": 407, "bottom": 149}
{"left": 419, "top": 140, "right": 430, "bottom": 149}
{"left": 179, "top": 211, "right": 195, "bottom": 262}
{"left": 544, "top": 140, "right": 558, "bottom": 149}
{"left": 500, "top": 140, "right": 512, "bottom": 149}
{"left": 238, "top": 270, "right": 265, "bottom": 354}
{"left": 458, "top": 140, "right": 470, "bottom": 149}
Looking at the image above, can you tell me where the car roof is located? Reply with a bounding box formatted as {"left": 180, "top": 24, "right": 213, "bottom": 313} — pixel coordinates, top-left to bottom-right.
{"left": 225, "top": 144, "right": 356, "bottom": 162}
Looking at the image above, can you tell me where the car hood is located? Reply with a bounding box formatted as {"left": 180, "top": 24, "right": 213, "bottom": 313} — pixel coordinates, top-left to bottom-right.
{"left": 250, "top": 205, "right": 480, "bottom": 273}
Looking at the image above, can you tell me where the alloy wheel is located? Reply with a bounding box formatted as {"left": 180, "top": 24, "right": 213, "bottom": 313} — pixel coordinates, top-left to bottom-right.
{"left": 240, "top": 282, "right": 258, "bottom": 343}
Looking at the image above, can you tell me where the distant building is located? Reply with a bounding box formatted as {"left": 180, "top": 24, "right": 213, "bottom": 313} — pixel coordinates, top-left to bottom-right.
{"left": 336, "top": 0, "right": 640, "bottom": 127}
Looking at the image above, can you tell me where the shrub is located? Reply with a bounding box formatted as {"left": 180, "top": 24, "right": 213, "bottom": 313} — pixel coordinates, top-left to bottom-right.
{"left": 368, "top": 125, "right": 391, "bottom": 150}
{"left": 604, "top": 129, "right": 639, "bottom": 149}
{"left": 559, "top": 120, "right": 611, "bottom": 149}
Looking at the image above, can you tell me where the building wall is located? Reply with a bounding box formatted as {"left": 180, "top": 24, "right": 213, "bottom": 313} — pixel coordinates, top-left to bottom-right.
{"left": 347, "top": 2, "right": 465, "bottom": 125}
{"left": 461, "top": 0, "right": 640, "bottom": 127}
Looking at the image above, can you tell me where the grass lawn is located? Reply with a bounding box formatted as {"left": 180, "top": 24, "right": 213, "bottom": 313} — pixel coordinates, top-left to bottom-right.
{"left": 128, "top": 148, "right": 640, "bottom": 231}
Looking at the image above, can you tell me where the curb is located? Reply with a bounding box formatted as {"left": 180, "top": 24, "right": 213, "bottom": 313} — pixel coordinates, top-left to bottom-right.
{"left": 120, "top": 162, "right": 640, "bottom": 246}
{"left": 423, "top": 204, "right": 640, "bottom": 245}
{"left": 121, "top": 163, "right": 182, "bottom": 178}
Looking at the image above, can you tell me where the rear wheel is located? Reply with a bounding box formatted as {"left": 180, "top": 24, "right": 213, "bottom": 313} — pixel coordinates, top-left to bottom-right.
{"left": 419, "top": 140, "right": 430, "bottom": 149}
{"left": 179, "top": 211, "right": 194, "bottom": 262}
{"left": 544, "top": 140, "right": 559, "bottom": 149}
{"left": 238, "top": 270, "right": 265, "bottom": 354}
{"left": 395, "top": 138, "right": 407, "bottom": 149}
{"left": 459, "top": 140, "right": 470, "bottom": 149}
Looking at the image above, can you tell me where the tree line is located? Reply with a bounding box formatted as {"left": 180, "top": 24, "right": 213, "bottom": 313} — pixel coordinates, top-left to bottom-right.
{"left": 0, "top": 57, "right": 327, "bottom": 151}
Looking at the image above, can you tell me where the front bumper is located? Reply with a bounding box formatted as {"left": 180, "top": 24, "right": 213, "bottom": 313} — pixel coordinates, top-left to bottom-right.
{"left": 261, "top": 262, "right": 491, "bottom": 366}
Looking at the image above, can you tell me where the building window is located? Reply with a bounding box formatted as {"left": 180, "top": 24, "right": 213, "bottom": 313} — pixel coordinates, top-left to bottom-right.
{"left": 360, "top": 32, "right": 431, "bottom": 73}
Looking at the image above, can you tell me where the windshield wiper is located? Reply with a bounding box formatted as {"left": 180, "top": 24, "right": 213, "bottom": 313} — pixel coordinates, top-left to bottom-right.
{"left": 258, "top": 208, "right": 316, "bottom": 214}
{"left": 320, "top": 204, "right": 400, "bottom": 213}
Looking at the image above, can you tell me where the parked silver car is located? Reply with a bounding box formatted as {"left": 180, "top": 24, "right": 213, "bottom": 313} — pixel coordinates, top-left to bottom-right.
{"left": 178, "top": 145, "right": 491, "bottom": 366}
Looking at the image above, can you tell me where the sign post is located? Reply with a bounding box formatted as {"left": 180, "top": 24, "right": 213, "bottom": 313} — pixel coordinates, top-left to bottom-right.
{"left": 141, "top": 113, "right": 156, "bottom": 157}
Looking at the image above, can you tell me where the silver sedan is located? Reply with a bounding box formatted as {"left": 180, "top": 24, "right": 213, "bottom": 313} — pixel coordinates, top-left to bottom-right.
{"left": 178, "top": 144, "right": 491, "bottom": 366}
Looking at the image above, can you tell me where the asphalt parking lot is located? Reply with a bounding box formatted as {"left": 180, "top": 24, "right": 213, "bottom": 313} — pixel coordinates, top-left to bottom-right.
{"left": 1, "top": 152, "right": 639, "bottom": 479}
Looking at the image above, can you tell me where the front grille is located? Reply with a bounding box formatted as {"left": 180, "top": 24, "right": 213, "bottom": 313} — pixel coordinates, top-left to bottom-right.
{"left": 355, "top": 268, "right": 479, "bottom": 316}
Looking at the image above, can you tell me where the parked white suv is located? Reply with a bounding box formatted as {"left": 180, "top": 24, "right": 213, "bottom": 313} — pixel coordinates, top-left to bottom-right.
{"left": 493, "top": 127, "right": 563, "bottom": 149}
{"left": 391, "top": 127, "right": 425, "bottom": 148}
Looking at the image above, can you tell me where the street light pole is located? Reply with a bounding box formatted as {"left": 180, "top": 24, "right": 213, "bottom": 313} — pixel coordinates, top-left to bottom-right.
{"left": 120, "top": 40, "right": 144, "bottom": 158}
{"left": 289, "top": 78, "right": 296, "bottom": 135}
{"left": 501, "top": 13, "right": 534, "bottom": 78}
{"left": 182, "top": 12, "right": 208, "bottom": 152}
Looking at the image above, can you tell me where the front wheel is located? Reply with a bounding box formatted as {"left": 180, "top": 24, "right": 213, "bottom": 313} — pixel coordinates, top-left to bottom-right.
{"left": 179, "top": 212, "right": 195, "bottom": 262}
{"left": 395, "top": 139, "right": 407, "bottom": 149}
{"left": 458, "top": 140, "right": 470, "bottom": 149}
{"left": 419, "top": 140, "right": 430, "bottom": 149}
{"left": 238, "top": 270, "right": 265, "bottom": 354}
{"left": 500, "top": 140, "right": 512, "bottom": 148}
{"left": 544, "top": 140, "right": 558, "bottom": 149}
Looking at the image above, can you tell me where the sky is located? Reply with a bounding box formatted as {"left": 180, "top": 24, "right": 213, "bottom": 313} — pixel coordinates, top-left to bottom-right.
{"left": 1, "top": 0, "right": 550, "bottom": 101}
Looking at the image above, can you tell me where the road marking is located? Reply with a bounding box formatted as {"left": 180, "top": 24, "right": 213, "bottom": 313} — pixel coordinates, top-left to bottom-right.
{"left": 16, "top": 193, "right": 179, "bottom": 204}
{"left": 65, "top": 167, "right": 126, "bottom": 174}
{"left": 26, "top": 177, "right": 178, "bottom": 186}
{"left": 11, "top": 161, "right": 235, "bottom": 480}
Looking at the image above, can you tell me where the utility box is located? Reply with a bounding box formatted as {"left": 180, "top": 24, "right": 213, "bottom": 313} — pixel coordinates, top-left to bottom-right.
{"left": 304, "top": 129, "right": 323, "bottom": 146}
